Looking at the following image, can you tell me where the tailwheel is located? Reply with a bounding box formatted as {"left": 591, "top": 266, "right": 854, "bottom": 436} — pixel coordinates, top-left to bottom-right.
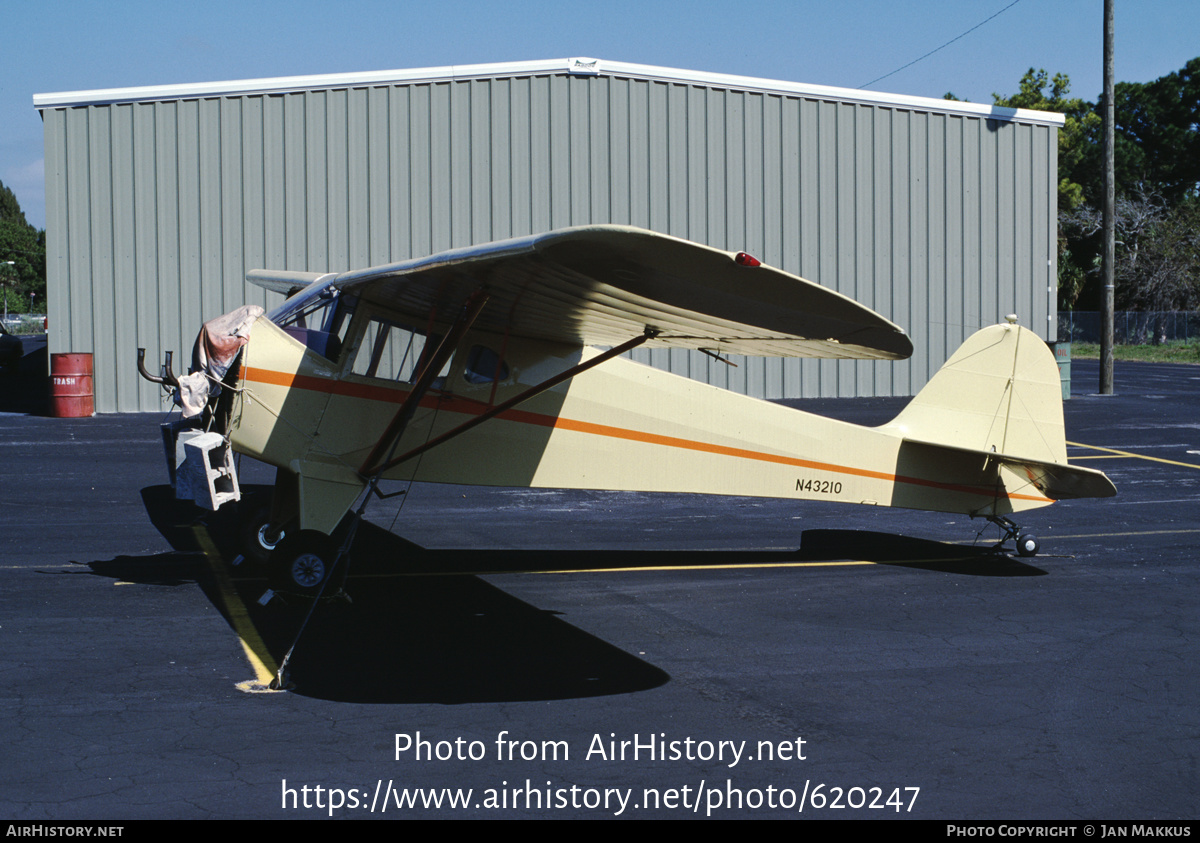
{"left": 987, "top": 515, "right": 1040, "bottom": 557}
{"left": 1016, "top": 533, "right": 1040, "bottom": 557}
{"left": 269, "top": 530, "right": 346, "bottom": 597}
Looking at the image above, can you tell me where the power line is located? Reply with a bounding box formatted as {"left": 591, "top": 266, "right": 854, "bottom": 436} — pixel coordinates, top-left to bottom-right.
{"left": 859, "top": 0, "right": 1025, "bottom": 89}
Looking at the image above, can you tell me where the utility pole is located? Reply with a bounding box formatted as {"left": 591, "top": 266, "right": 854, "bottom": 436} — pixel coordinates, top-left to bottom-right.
{"left": 1100, "top": 0, "right": 1115, "bottom": 393}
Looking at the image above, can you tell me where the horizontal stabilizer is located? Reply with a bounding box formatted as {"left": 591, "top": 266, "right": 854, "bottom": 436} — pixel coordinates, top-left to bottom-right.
{"left": 903, "top": 437, "right": 1117, "bottom": 501}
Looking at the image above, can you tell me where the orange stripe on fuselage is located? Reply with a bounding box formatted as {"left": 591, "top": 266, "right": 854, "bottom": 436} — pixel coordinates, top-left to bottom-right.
{"left": 241, "top": 366, "right": 1052, "bottom": 503}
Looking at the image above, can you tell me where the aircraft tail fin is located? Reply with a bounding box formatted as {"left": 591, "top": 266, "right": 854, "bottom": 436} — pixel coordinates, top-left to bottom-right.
{"left": 883, "top": 320, "right": 1067, "bottom": 462}
{"left": 879, "top": 320, "right": 1115, "bottom": 504}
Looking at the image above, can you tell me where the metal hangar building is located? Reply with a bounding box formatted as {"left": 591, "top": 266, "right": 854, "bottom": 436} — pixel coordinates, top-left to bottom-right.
{"left": 34, "top": 58, "right": 1064, "bottom": 413}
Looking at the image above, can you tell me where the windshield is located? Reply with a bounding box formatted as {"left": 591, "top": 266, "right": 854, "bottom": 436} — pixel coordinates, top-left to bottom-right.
{"left": 273, "top": 284, "right": 357, "bottom": 363}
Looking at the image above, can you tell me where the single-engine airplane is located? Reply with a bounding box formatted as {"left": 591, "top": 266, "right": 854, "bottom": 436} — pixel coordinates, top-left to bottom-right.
{"left": 139, "top": 225, "right": 1115, "bottom": 595}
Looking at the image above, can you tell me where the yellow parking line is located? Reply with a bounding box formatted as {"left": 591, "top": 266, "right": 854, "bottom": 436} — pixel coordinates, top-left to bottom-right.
{"left": 1048, "top": 528, "right": 1200, "bottom": 540}
{"left": 346, "top": 558, "right": 1008, "bottom": 577}
{"left": 341, "top": 560, "right": 874, "bottom": 577}
{"left": 192, "top": 526, "right": 281, "bottom": 690}
{"left": 520, "top": 559, "right": 983, "bottom": 574}
{"left": 1068, "top": 441, "right": 1200, "bottom": 470}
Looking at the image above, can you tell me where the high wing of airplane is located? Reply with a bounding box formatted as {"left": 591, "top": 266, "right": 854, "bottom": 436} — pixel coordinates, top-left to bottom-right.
{"left": 139, "top": 225, "right": 1115, "bottom": 596}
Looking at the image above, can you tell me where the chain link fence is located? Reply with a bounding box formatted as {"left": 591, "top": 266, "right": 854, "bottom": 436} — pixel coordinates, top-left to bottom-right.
{"left": 1058, "top": 311, "right": 1200, "bottom": 344}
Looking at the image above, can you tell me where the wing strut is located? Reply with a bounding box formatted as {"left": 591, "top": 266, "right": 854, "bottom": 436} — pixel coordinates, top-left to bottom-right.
{"left": 375, "top": 328, "right": 659, "bottom": 475}
{"left": 359, "top": 288, "right": 491, "bottom": 477}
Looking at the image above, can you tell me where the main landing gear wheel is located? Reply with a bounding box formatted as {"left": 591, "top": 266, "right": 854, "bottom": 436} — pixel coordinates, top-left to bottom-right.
{"left": 255, "top": 522, "right": 285, "bottom": 556}
{"left": 243, "top": 517, "right": 286, "bottom": 565}
{"left": 237, "top": 497, "right": 285, "bottom": 566}
{"left": 269, "top": 531, "right": 344, "bottom": 597}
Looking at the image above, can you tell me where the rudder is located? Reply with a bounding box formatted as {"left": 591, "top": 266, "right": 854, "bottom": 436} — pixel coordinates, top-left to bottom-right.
{"left": 879, "top": 320, "right": 1067, "bottom": 465}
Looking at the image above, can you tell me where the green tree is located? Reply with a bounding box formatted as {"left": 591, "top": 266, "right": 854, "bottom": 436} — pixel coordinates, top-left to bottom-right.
{"left": 998, "top": 62, "right": 1200, "bottom": 312}
{"left": 0, "top": 180, "right": 46, "bottom": 315}
{"left": 1070, "top": 58, "right": 1200, "bottom": 314}
{"left": 1064, "top": 58, "right": 1200, "bottom": 210}
{"left": 993, "top": 69, "right": 1100, "bottom": 211}
{"left": 992, "top": 69, "right": 1103, "bottom": 307}
{"left": 1115, "top": 196, "right": 1200, "bottom": 313}
{"left": 1111, "top": 57, "right": 1200, "bottom": 204}
{"left": 0, "top": 182, "right": 27, "bottom": 226}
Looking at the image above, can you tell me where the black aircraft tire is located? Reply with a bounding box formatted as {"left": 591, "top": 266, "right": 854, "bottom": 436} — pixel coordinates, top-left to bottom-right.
{"left": 269, "top": 531, "right": 345, "bottom": 597}
{"left": 239, "top": 504, "right": 285, "bottom": 566}
{"left": 1016, "top": 533, "right": 1040, "bottom": 557}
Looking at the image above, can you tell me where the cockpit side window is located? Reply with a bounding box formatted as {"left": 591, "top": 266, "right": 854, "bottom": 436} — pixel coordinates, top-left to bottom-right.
{"left": 350, "top": 316, "right": 449, "bottom": 385}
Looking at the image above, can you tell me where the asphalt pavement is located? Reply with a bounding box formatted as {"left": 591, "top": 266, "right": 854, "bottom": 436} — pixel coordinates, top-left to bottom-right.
{"left": 1, "top": 357, "right": 1197, "bottom": 820}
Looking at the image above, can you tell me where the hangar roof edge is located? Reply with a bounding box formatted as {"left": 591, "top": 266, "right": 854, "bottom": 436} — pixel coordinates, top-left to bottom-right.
{"left": 32, "top": 56, "right": 1065, "bottom": 128}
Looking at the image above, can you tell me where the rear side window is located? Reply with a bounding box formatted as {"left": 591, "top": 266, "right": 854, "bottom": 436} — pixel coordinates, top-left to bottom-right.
{"left": 463, "top": 345, "right": 509, "bottom": 384}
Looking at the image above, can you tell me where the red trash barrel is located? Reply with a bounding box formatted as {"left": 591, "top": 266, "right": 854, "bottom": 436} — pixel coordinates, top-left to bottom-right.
{"left": 50, "top": 353, "right": 95, "bottom": 418}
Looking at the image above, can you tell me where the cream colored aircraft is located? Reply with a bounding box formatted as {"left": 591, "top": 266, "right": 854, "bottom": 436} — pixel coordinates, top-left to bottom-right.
{"left": 140, "top": 225, "right": 1115, "bottom": 595}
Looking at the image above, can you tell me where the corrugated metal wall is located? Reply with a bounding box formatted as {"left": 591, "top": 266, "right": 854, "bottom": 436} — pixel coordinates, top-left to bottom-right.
{"left": 40, "top": 68, "right": 1058, "bottom": 412}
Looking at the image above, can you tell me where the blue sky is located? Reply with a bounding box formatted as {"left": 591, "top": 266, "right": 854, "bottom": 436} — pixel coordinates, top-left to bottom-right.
{"left": 4, "top": 0, "right": 1198, "bottom": 230}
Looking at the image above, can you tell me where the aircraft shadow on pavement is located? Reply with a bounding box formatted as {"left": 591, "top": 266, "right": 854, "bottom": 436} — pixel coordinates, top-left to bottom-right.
{"left": 260, "top": 526, "right": 1042, "bottom": 703}
{"left": 384, "top": 529, "right": 1047, "bottom": 577}
{"left": 133, "top": 485, "right": 669, "bottom": 704}
{"left": 254, "top": 571, "right": 670, "bottom": 704}
{"left": 84, "top": 551, "right": 208, "bottom": 587}
{"left": 797, "top": 529, "right": 1047, "bottom": 576}
{"left": 126, "top": 485, "right": 1041, "bottom": 704}
{"left": 77, "top": 488, "right": 210, "bottom": 587}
